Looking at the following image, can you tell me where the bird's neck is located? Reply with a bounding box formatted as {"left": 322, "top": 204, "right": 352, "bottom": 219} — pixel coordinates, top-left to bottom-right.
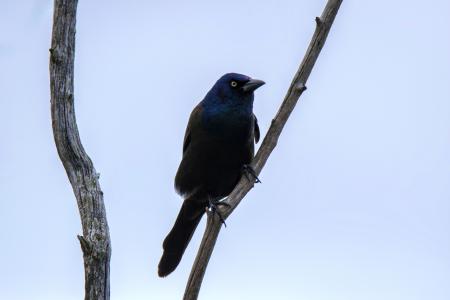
{"left": 201, "top": 100, "right": 253, "bottom": 121}
{"left": 202, "top": 91, "right": 254, "bottom": 116}
{"left": 200, "top": 100, "right": 253, "bottom": 139}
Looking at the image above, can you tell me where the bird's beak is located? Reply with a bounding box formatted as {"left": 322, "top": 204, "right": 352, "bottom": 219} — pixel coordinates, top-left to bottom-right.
{"left": 242, "top": 79, "right": 265, "bottom": 93}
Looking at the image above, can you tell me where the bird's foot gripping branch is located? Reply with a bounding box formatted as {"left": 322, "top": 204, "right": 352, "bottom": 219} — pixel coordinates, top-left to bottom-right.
{"left": 241, "top": 164, "right": 262, "bottom": 184}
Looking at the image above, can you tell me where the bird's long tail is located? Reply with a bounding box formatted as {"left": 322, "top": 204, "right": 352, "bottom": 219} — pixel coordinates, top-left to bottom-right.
{"left": 158, "top": 197, "right": 205, "bottom": 277}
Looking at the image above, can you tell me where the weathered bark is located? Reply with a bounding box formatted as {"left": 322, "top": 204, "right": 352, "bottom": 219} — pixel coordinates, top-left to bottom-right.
{"left": 183, "top": 0, "right": 343, "bottom": 299}
{"left": 49, "top": 1, "right": 111, "bottom": 299}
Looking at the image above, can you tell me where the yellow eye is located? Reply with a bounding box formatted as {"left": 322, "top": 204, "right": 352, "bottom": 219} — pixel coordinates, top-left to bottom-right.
{"left": 230, "top": 81, "right": 238, "bottom": 87}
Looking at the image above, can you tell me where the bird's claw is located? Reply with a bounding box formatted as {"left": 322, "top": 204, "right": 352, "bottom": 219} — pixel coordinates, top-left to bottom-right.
{"left": 242, "top": 164, "right": 261, "bottom": 183}
{"left": 208, "top": 199, "right": 228, "bottom": 227}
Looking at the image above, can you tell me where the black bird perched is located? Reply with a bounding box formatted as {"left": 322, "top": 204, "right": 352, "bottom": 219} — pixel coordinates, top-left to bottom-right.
{"left": 158, "top": 73, "right": 265, "bottom": 277}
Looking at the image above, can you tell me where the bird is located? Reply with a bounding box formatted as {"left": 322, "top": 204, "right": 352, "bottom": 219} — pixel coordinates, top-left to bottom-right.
{"left": 158, "top": 73, "right": 265, "bottom": 277}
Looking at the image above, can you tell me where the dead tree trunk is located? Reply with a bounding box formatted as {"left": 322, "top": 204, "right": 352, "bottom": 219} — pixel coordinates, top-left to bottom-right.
{"left": 49, "top": 1, "right": 111, "bottom": 299}
{"left": 183, "top": 1, "right": 343, "bottom": 299}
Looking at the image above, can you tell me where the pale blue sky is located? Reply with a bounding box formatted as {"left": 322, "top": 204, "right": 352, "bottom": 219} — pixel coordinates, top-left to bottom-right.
{"left": 1, "top": 1, "right": 450, "bottom": 299}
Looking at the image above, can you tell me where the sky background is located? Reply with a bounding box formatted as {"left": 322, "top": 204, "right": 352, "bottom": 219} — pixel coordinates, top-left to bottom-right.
{"left": 1, "top": 0, "right": 450, "bottom": 299}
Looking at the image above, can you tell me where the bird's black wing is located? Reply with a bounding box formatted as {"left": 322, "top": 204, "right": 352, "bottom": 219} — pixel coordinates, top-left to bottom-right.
{"left": 182, "top": 131, "right": 191, "bottom": 154}
{"left": 182, "top": 105, "right": 202, "bottom": 154}
{"left": 253, "top": 114, "right": 260, "bottom": 144}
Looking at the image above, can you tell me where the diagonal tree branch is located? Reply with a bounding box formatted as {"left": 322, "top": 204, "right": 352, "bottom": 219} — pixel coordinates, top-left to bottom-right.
{"left": 183, "top": 1, "right": 343, "bottom": 299}
{"left": 49, "top": 1, "right": 111, "bottom": 299}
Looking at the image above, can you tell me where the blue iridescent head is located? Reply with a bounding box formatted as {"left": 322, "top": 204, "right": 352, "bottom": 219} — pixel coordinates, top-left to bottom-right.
{"left": 202, "top": 73, "right": 265, "bottom": 115}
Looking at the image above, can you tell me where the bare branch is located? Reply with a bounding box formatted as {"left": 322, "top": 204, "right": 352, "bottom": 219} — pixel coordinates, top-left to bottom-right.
{"left": 49, "top": 1, "right": 111, "bottom": 299}
{"left": 183, "top": 0, "right": 343, "bottom": 299}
